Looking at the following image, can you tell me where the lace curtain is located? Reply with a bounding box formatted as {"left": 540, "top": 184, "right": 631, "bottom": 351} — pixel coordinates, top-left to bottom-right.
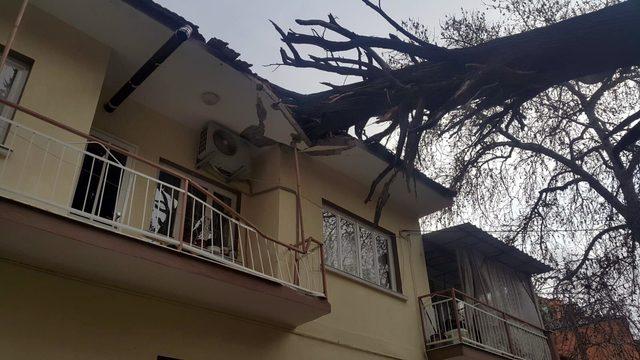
{"left": 457, "top": 248, "right": 542, "bottom": 326}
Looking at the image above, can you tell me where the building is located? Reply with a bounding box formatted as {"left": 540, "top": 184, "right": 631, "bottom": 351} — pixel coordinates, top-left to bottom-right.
{"left": 540, "top": 299, "right": 640, "bottom": 360}
{"left": 0, "top": 1, "right": 555, "bottom": 359}
{"left": 420, "top": 224, "right": 556, "bottom": 360}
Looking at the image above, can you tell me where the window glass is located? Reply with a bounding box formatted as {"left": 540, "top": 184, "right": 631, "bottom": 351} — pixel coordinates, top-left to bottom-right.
{"left": 359, "top": 227, "right": 377, "bottom": 283}
{"left": 151, "top": 168, "right": 238, "bottom": 251}
{"left": 322, "top": 206, "right": 398, "bottom": 291}
{"left": 150, "top": 171, "right": 181, "bottom": 237}
{"left": 0, "top": 56, "right": 31, "bottom": 141}
{"left": 376, "top": 234, "right": 392, "bottom": 289}
{"left": 339, "top": 217, "right": 358, "bottom": 274}
{"left": 322, "top": 210, "right": 338, "bottom": 267}
{"left": 0, "top": 61, "right": 21, "bottom": 99}
{"left": 71, "top": 143, "right": 127, "bottom": 221}
{"left": 184, "top": 185, "right": 208, "bottom": 246}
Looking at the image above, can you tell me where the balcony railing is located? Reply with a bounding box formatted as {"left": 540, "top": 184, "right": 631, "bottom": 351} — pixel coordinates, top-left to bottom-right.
{"left": 419, "top": 289, "right": 553, "bottom": 360}
{"left": 0, "top": 98, "right": 326, "bottom": 297}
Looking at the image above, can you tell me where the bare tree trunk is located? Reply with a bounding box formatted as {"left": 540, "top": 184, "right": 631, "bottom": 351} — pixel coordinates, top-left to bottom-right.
{"left": 273, "top": 1, "right": 640, "bottom": 141}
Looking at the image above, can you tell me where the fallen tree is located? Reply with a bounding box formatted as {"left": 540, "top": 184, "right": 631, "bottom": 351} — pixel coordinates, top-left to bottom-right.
{"left": 270, "top": 0, "right": 640, "bottom": 222}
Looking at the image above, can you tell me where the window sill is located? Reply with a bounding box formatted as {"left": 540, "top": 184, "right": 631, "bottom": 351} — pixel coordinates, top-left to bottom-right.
{"left": 0, "top": 144, "right": 12, "bottom": 158}
{"left": 327, "top": 267, "right": 407, "bottom": 301}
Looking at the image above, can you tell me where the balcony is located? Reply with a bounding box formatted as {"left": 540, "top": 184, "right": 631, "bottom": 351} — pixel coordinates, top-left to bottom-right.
{"left": 419, "top": 289, "right": 554, "bottom": 360}
{"left": 0, "top": 99, "right": 329, "bottom": 327}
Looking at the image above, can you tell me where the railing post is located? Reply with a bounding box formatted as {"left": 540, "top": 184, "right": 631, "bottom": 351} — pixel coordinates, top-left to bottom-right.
{"left": 293, "top": 250, "right": 300, "bottom": 286}
{"left": 291, "top": 138, "right": 306, "bottom": 251}
{"left": 451, "top": 289, "right": 463, "bottom": 344}
{"left": 502, "top": 312, "right": 515, "bottom": 355}
{"left": 318, "top": 242, "right": 328, "bottom": 297}
{"left": 418, "top": 297, "right": 428, "bottom": 350}
{"left": 419, "top": 289, "right": 552, "bottom": 358}
{"left": 176, "top": 179, "right": 189, "bottom": 251}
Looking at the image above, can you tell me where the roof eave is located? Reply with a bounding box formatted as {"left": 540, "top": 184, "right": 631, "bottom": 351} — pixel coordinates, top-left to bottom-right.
{"left": 423, "top": 223, "right": 553, "bottom": 275}
{"left": 121, "top": 0, "right": 255, "bottom": 75}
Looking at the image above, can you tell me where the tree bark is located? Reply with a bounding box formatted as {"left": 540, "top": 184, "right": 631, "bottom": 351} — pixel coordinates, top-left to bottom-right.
{"left": 273, "top": 1, "right": 640, "bottom": 141}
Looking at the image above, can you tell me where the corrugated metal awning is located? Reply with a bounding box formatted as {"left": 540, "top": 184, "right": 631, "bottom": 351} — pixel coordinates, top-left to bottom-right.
{"left": 423, "top": 223, "right": 553, "bottom": 275}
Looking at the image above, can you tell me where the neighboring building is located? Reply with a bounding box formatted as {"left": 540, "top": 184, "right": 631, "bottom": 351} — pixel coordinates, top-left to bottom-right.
{"left": 0, "top": 1, "right": 555, "bottom": 359}
{"left": 420, "top": 224, "right": 556, "bottom": 360}
{"left": 540, "top": 299, "right": 640, "bottom": 360}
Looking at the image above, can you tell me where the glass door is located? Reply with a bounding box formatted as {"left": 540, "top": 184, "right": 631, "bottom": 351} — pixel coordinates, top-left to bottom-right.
{"left": 71, "top": 132, "right": 135, "bottom": 225}
{"left": 150, "top": 166, "right": 237, "bottom": 257}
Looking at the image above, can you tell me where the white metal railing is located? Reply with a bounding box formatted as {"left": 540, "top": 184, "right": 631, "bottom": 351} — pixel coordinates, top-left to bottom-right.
{"left": 181, "top": 188, "right": 325, "bottom": 294}
{"left": 0, "top": 101, "right": 326, "bottom": 297}
{"left": 419, "top": 290, "right": 552, "bottom": 360}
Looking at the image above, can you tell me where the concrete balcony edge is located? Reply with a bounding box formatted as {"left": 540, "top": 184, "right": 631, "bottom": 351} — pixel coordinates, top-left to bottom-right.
{"left": 0, "top": 196, "right": 331, "bottom": 328}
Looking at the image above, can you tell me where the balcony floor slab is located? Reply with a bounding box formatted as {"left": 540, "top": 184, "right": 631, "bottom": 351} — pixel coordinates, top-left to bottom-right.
{"left": 427, "top": 343, "right": 514, "bottom": 360}
{"left": 0, "top": 197, "right": 330, "bottom": 328}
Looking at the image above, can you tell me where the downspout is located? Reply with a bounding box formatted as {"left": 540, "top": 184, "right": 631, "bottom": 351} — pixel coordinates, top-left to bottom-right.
{"left": 103, "top": 24, "right": 193, "bottom": 113}
{"left": 292, "top": 139, "right": 306, "bottom": 249}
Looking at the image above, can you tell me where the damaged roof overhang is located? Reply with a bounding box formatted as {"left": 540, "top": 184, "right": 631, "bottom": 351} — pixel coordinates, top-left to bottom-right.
{"left": 365, "top": 142, "right": 456, "bottom": 200}
{"left": 119, "top": 0, "right": 453, "bottom": 201}
{"left": 121, "top": 0, "right": 254, "bottom": 74}
{"left": 119, "top": 0, "right": 309, "bottom": 145}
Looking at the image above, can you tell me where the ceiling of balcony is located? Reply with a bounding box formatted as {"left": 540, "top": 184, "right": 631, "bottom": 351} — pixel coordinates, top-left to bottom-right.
{"left": 30, "top": 0, "right": 301, "bottom": 145}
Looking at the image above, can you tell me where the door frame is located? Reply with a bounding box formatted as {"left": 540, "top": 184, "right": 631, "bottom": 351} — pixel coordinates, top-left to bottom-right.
{"left": 159, "top": 157, "right": 241, "bottom": 212}
{"left": 155, "top": 162, "right": 239, "bottom": 235}
{"left": 69, "top": 128, "right": 137, "bottom": 225}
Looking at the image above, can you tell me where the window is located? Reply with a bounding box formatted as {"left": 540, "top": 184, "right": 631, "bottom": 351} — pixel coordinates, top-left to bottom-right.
{"left": 322, "top": 205, "right": 399, "bottom": 291}
{"left": 149, "top": 171, "right": 182, "bottom": 237}
{"left": 0, "top": 53, "right": 31, "bottom": 142}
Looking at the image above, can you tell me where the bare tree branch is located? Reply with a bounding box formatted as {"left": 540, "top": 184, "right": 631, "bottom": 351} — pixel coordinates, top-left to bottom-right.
{"left": 560, "top": 224, "right": 627, "bottom": 283}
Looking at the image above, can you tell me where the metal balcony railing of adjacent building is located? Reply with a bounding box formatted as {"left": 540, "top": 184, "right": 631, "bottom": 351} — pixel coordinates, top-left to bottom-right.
{"left": 0, "top": 98, "right": 327, "bottom": 297}
{"left": 419, "top": 289, "right": 553, "bottom": 360}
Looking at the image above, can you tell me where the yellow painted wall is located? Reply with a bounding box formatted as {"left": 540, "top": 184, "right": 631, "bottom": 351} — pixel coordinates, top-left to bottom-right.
{"left": 0, "top": 1, "right": 109, "bottom": 135}
{"left": 0, "top": 260, "right": 394, "bottom": 360}
{"left": 0, "top": 1, "right": 110, "bottom": 209}
{"left": 278, "top": 146, "right": 430, "bottom": 359}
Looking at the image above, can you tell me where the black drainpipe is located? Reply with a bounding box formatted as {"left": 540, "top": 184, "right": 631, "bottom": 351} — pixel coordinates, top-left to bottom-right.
{"left": 104, "top": 24, "right": 193, "bottom": 113}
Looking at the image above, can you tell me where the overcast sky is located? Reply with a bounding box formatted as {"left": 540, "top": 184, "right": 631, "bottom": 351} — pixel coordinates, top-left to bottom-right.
{"left": 155, "top": 0, "right": 485, "bottom": 93}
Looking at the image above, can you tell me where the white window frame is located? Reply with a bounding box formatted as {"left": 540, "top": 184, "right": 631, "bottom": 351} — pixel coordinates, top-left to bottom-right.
{"left": 91, "top": 130, "right": 138, "bottom": 220}
{"left": 0, "top": 54, "right": 31, "bottom": 146}
{"left": 322, "top": 205, "right": 398, "bottom": 292}
{"left": 157, "top": 164, "right": 239, "bottom": 211}
{"left": 69, "top": 129, "right": 137, "bottom": 225}
{"left": 153, "top": 163, "right": 239, "bottom": 238}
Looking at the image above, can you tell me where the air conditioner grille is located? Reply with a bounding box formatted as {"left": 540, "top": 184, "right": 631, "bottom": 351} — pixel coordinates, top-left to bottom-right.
{"left": 212, "top": 129, "right": 237, "bottom": 156}
{"left": 196, "top": 121, "right": 251, "bottom": 182}
{"left": 198, "top": 128, "right": 207, "bottom": 155}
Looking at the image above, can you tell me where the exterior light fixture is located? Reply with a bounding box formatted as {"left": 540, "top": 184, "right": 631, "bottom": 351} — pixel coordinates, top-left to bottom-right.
{"left": 201, "top": 91, "right": 221, "bottom": 106}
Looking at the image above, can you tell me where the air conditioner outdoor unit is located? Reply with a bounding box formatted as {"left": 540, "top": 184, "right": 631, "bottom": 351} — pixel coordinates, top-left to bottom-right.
{"left": 196, "top": 121, "right": 252, "bottom": 182}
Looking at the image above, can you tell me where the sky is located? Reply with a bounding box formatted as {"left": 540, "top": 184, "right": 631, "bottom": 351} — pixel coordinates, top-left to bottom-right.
{"left": 154, "top": 0, "right": 485, "bottom": 94}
